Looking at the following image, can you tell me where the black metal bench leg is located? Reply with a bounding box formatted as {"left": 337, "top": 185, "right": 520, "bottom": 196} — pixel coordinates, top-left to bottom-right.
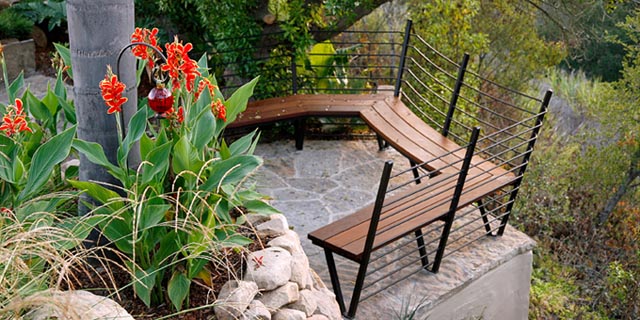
{"left": 346, "top": 257, "right": 371, "bottom": 318}
{"left": 415, "top": 229, "right": 429, "bottom": 270}
{"left": 409, "top": 160, "right": 422, "bottom": 184}
{"left": 294, "top": 118, "right": 306, "bottom": 150}
{"left": 376, "top": 134, "right": 389, "bottom": 151}
{"left": 324, "top": 249, "right": 346, "bottom": 314}
{"left": 477, "top": 199, "right": 497, "bottom": 237}
{"left": 432, "top": 212, "right": 455, "bottom": 273}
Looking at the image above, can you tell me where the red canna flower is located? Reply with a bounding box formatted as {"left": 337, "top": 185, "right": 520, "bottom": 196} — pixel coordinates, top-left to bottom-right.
{"left": 165, "top": 106, "right": 184, "bottom": 127}
{"left": 161, "top": 38, "right": 200, "bottom": 92}
{"left": 211, "top": 99, "right": 227, "bottom": 122}
{"left": 131, "top": 27, "right": 162, "bottom": 68}
{"left": 99, "top": 67, "right": 128, "bottom": 114}
{"left": 176, "top": 106, "right": 184, "bottom": 124}
{"left": 0, "top": 99, "right": 32, "bottom": 137}
{"left": 0, "top": 98, "right": 32, "bottom": 137}
{"left": 195, "top": 78, "right": 218, "bottom": 101}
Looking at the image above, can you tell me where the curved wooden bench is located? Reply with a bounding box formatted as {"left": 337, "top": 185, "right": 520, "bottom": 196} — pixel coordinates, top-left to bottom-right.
{"left": 230, "top": 92, "right": 550, "bottom": 318}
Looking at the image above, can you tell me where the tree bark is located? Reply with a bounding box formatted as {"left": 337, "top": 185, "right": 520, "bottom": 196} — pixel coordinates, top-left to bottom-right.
{"left": 598, "top": 146, "right": 640, "bottom": 225}
{"left": 67, "top": 0, "right": 138, "bottom": 214}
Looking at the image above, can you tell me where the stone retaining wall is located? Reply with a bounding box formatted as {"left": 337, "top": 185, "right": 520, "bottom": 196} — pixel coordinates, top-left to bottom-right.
{"left": 214, "top": 214, "right": 342, "bottom": 320}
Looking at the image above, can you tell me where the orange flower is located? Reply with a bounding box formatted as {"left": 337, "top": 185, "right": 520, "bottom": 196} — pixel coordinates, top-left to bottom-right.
{"left": 161, "top": 38, "right": 200, "bottom": 92}
{"left": 211, "top": 99, "right": 227, "bottom": 122}
{"left": 166, "top": 106, "right": 184, "bottom": 125}
{"left": 131, "top": 27, "right": 162, "bottom": 68}
{"left": 195, "top": 78, "right": 218, "bottom": 101}
{"left": 99, "top": 67, "right": 128, "bottom": 114}
{"left": 0, "top": 98, "right": 32, "bottom": 136}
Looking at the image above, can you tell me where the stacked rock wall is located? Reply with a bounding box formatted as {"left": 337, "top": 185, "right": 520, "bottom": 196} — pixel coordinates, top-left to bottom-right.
{"left": 215, "top": 214, "right": 342, "bottom": 320}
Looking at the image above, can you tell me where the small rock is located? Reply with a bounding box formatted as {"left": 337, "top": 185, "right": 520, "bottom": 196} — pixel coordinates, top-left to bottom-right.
{"left": 215, "top": 280, "right": 259, "bottom": 320}
{"left": 310, "top": 288, "right": 342, "bottom": 320}
{"left": 307, "top": 315, "right": 330, "bottom": 320}
{"left": 245, "top": 247, "right": 292, "bottom": 290}
{"left": 257, "top": 282, "right": 299, "bottom": 310}
{"left": 245, "top": 213, "right": 271, "bottom": 226}
{"left": 256, "top": 214, "right": 289, "bottom": 237}
{"left": 286, "top": 289, "right": 317, "bottom": 316}
{"left": 290, "top": 253, "right": 312, "bottom": 289}
{"left": 244, "top": 300, "right": 271, "bottom": 320}
{"left": 28, "top": 290, "right": 134, "bottom": 320}
{"left": 272, "top": 308, "right": 306, "bottom": 320}
{"left": 268, "top": 230, "right": 303, "bottom": 254}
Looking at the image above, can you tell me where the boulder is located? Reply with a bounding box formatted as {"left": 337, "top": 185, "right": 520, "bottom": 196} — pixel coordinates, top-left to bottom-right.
{"left": 244, "top": 299, "right": 271, "bottom": 320}
{"left": 256, "top": 214, "right": 289, "bottom": 238}
{"left": 272, "top": 308, "right": 306, "bottom": 320}
{"left": 245, "top": 247, "right": 292, "bottom": 291}
{"left": 257, "top": 282, "right": 299, "bottom": 310}
{"left": 215, "top": 280, "right": 259, "bottom": 320}
{"left": 28, "top": 290, "right": 134, "bottom": 320}
{"left": 267, "top": 230, "right": 303, "bottom": 254}
{"left": 286, "top": 289, "right": 317, "bottom": 316}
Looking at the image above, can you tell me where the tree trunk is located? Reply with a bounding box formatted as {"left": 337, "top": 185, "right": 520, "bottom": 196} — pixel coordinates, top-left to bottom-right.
{"left": 67, "top": 0, "right": 138, "bottom": 214}
{"left": 597, "top": 146, "right": 640, "bottom": 225}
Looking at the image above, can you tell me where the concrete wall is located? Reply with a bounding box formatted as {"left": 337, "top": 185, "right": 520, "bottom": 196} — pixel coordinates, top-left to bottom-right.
{"left": 424, "top": 250, "right": 533, "bottom": 320}
{"left": 0, "top": 39, "right": 36, "bottom": 82}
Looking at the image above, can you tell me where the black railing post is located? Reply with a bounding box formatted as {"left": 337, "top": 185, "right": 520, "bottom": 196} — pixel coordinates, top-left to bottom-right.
{"left": 291, "top": 51, "right": 298, "bottom": 94}
{"left": 442, "top": 53, "right": 470, "bottom": 137}
{"left": 394, "top": 20, "right": 413, "bottom": 97}
{"left": 497, "top": 90, "right": 552, "bottom": 236}
{"left": 432, "top": 127, "right": 480, "bottom": 273}
{"left": 346, "top": 160, "right": 394, "bottom": 318}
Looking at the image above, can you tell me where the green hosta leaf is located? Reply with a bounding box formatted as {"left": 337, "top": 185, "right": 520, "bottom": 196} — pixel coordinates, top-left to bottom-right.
{"left": 137, "top": 204, "right": 170, "bottom": 233}
{"left": 118, "top": 107, "right": 149, "bottom": 168}
{"left": 58, "top": 98, "right": 76, "bottom": 125}
{"left": 53, "top": 43, "right": 73, "bottom": 79}
{"left": 7, "top": 71, "right": 24, "bottom": 102}
{"left": 54, "top": 73, "right": 67, "bottom": 101}
{"left": 243, "top": 200, "right": 281, "bottom": 215}
{"left": 140, "top": 141, "right": 172, "bottom": 185}
{"left": 168, "top": 271, "right": 190, "bottom": 311}
{"left": 219, "top": 139, "right": 231, "bottom": 160}
{"left": 229, "top": 129, "right": 260, "bottom": 156}
{"left": 41, "top": 88, "right": 60, "bottom": 117}
{"left": 140, "top": 131, "right": 153, "bottom": 161}
{"left": 72, "top": 139, "right": 122, "bottom": 179}
{"left": 134, "top": 267, "right": 157, "bottom": 307}
{"left": 188, "top": 258, "right": 208, "bottom": 279}
{"left": 199, "top": 155, "right": 262, "bottom": 192}
{"left": 154, "top": 231, "right": 178, "bottom": 266}
{"left": 173, "top": 136, "right": 202, "bottom": 175}
{"left": 219, "top": 232, "right": 253, "bottom": 247}
{"left": 18, "top": 126, "right": 76, "bottom": 202}
{"left": 222, "top": 76, "right": 259, "bottom": 131}
{"left": 191, "top": 107, "right": 215, "bottom": 149}
{"left": 197, "top": 53, "right": 209, "bottom": 77}
{"left": 102, "top": 215, "right": 134, "bottom": 254}
{"left": 23, "top": 90, "right": 51, "bottom": 126}
{"left": 68, "top": 180, "right": 124, "bottom": 211}
{"left": 0, "top": 135, "right": 17, "bottom": 183}
{"left": 189, "top": 86, "right": 211, "bottom": 124}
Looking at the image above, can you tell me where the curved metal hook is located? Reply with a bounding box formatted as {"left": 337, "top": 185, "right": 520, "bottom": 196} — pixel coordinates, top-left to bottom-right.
{"left": 115, "top": 41, "right": 168, "bottom": 83}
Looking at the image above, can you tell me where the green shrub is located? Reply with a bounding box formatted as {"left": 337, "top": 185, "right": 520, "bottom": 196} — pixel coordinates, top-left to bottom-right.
{"left": 0, "top": 8, "right": 34, "bottom": 40}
